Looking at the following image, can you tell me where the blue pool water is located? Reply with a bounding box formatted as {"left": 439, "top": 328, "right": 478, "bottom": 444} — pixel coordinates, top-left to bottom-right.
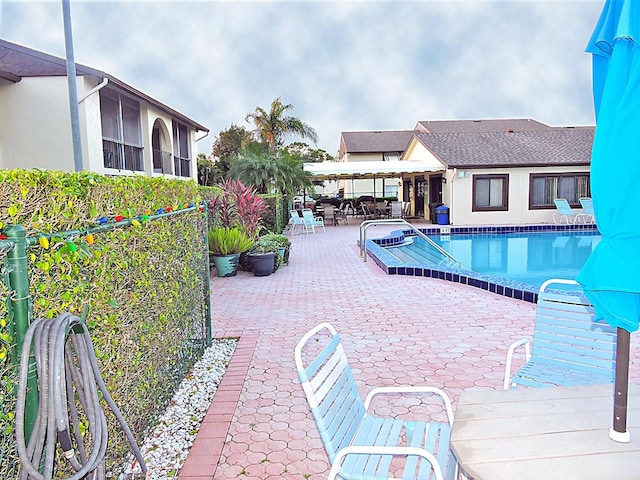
{"left": 386, "top": 230, "right": 601, "bottom": 291}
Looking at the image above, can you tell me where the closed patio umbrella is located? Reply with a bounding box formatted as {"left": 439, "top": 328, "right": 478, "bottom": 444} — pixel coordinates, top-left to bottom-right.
{"left": 576, "top": 0, "right": 640, "bottom": 443}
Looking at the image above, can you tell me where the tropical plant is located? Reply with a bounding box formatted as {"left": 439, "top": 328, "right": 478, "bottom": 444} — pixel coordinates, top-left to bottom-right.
{"left": 197, "top": 153, "right": 216, "bottom": 186}
{"left": 213, "top": 124, "right": 252, "bottom": 162}
{"left": 283, "top": 142, "right": 334, "bottom": 163}
{"left": 228, "top": 143, "right": 279, "bottom": 194}
{"left": 259, "top": 233, "right": 290, "bottom": 248}
{"left": 273, "top": 149, "right": 314, "bottom": 198}
{"left": 229, "top": 144, "right": 313, "bottom": 198}
{"left": 208, "top": 179, "right": 268, "bottom": 239}
{"left": 248, "top": 238, "right": 280, "bottom": 255}
{"left": 260, "top": 233, "right": 291, "bottom": 264}
{"left": 245, "top": 97, "right": 318, "bottom": 152}
{"left": 207, "top": 227, "right": 254, "bottom": 256}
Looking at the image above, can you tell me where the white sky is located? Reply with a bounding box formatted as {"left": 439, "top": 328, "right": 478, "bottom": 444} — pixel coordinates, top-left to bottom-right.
{"left": 0, "top": 0, "right": 604, "bottom": 156}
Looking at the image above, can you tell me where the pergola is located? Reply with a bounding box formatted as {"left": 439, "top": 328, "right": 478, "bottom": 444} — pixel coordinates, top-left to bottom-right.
{"left": 303, "top": 160, "right": 444, "bottom": 215}
{"left": 303, "top": 160, "right": 441, "bottom": 181}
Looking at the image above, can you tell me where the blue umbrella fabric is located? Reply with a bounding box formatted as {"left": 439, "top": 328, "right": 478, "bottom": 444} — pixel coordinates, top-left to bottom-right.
{"left": 576, "top": 0, "right": 640, "bottom": 442}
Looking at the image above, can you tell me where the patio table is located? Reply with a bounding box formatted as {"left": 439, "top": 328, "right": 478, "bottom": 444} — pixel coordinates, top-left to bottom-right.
{"left": 450, "top": 383, "right": 640, "bottom": 480}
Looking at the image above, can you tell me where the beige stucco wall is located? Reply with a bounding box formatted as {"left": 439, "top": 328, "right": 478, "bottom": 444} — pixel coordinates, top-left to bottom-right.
{"left": 0, "top": 76, "right": 199, "bottom": 181}
{"left": 444, "top": 165, "right": 591, "bottom": 226}
{"left": 403, "top": 138, "right": 591, "bottom": 226}
{"left": 0, "top": 76, "right": 77, "bottom": 171}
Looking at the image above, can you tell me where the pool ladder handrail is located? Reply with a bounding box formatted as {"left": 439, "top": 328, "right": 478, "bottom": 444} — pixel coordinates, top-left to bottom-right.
{"left": 359, "top": 219, "right": 462, "bottom": 267}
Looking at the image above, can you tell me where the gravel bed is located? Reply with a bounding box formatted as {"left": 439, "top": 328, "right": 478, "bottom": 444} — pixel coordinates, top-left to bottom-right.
{"left": 119, "top": 338, "right": 237, "bottom": 479}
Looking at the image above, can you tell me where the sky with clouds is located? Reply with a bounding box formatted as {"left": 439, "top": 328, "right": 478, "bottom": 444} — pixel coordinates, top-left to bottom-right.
{"left": 1, "top": 0, "right": 604, "bottom": 156}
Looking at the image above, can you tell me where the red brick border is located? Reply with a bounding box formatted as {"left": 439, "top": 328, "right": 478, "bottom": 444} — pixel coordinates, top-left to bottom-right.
{"left": 178, "top": 330, "right": 259, "bottom": 480}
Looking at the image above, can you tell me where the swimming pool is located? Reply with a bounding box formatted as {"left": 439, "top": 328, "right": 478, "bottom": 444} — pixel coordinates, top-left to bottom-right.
{"left": 367, "top": 224, "right": 600, "bottom": 303}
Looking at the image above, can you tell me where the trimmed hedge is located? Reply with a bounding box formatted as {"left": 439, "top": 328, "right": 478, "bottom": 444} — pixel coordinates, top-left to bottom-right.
{"left": 0, "top": 170, "right": 210, "bottom": 477}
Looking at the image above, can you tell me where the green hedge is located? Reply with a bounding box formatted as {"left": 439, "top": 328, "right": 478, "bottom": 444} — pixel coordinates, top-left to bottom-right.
{"left": 1, "top": 170, "right": 210, "bottom": 478}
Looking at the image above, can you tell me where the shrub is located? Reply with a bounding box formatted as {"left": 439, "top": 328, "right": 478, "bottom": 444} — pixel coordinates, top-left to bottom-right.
{"left": 208, "top": 179, "right": 268, "bottom": 239}
{"left": 207, "top": 227, "right": 254, "bottom": 255}
{"left": 0, "top": 169, "right": 208, "bottom": 477}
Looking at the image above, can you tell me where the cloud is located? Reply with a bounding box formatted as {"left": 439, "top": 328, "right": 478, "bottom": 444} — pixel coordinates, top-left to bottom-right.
{"left": 1, "top": 0, "right": 603, "bottom": 155}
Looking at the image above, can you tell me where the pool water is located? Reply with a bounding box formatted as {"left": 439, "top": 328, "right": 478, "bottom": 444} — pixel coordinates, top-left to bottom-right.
{"left": 389, "top": 230, "right": 601, "bottom": 290}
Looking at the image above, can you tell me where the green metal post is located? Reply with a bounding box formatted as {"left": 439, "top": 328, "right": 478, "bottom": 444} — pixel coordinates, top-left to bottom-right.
{"left": 5, "top": 224, "right": 38, "bottom": 442}
{"left": 202, "top": 204, "right": 212, "bottom": 346}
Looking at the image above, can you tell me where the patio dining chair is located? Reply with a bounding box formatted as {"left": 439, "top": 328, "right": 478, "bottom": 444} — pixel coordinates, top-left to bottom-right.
{"left": 503, "top": 278, "right": 616, "bottom": 389}
{"left": 335, "top": 203, "right": 349, "bottom": 225}
{"left": 390, "top": 200, "right": 403, "bottom": 218}
{"left": 295, "top": 323, "right": 458, "bottom": 480}
{"left": 301, "top": 208, "right": 325, "bottom": 233}
{"left": 361, "top": 202, "right": 377, "bottom": 220}
{"left": 323, "top": 205, "right": 338, "bottom": 226}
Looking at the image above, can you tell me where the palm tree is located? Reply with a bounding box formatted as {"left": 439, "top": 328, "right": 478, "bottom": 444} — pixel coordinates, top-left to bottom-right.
{"left": 228, "top": 142, "right": 279, "bottom": 194}
{"left": 245, "top": 97, "right": 319, "bottom": 152}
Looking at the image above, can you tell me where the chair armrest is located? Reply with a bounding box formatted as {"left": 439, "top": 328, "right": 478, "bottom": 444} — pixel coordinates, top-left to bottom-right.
{"left": 363, "top": 386, "right": 454, "bottom": 426}
{"left": 328, "top": 445, "right": 444, "bottom": 480}
{"left": 503, "top": 338, "right": 531, "bottom": 390}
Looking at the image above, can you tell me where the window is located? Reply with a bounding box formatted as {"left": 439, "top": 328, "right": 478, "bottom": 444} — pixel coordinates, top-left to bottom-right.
{"left": 173, "top": 122, "right": 191, "bottom": 178}
{"left": 529, "top": 173, "right": 590, "bottom": 208}
{"left": 100, "top": 89, "right": 143, "bottom": 171}
{"left": 472, "top": 174, "right": 509, "bottom": 211}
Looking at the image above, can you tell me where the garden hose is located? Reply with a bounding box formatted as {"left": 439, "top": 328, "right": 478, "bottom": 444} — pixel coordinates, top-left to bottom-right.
{"left": 15, "top": 312, "right": 147, "bottom": 480}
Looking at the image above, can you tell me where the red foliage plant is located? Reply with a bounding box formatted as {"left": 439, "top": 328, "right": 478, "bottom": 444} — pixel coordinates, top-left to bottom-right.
{"left": 209, "top": 179, "right": 268, "bottom": 239}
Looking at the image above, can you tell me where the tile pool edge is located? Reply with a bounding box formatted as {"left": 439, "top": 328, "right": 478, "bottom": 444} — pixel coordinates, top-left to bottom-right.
{"left": 364, "top": 223, "right": 600, "bottom": 303}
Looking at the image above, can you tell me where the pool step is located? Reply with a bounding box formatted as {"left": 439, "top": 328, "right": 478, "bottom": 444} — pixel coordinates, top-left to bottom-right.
{"left": 386, "top": 242, "right": 447, "bottom": 266}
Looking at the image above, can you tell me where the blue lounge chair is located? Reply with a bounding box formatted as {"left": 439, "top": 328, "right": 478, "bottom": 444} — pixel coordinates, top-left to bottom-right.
{"left": 289, "top": 210, "right": 306, "bottom": 235}
{"left": 295, "top": 323, "right": 458, "bottom": 480}
{"left": 503, "top": 278, "right": 616, "bottom": 389}
{"left": 577, "top": 197, "right": 595, "bottom": 224}
{"left": 301, "top": 208, "right": 325, "bottom": 233}
{"left": 553, "top": 198, "right": 579, "bottom": 224}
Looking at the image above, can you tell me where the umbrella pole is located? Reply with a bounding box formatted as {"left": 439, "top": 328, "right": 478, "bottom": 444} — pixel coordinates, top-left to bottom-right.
{"left": 610, "top": 327, "right": 631, "bottom": 442}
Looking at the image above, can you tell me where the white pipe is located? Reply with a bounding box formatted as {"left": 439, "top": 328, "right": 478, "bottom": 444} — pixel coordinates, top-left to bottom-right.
{"left": 78, "top": 77, "right": 108, "bottom": 104}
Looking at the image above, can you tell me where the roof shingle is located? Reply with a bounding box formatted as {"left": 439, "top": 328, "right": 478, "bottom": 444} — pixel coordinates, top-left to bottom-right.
{"left": 415, "top": 118, "right": 552, "bottom": 133}
{"left": 414, "top": 127, "right": 594, "bottom": 168}
{"left": 340, "top": 130, "right": 415, "bottom": 154}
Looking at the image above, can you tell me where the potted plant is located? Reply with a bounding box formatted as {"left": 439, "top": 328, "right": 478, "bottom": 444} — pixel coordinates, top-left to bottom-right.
{"left": 246, "top": 238, "right": 279, "bottom": 277}
{"left": 259, "top": 233, "right": 291, "bottom": 267}
{"left": 208, "top": 227, "right": 254, "bottom": 277}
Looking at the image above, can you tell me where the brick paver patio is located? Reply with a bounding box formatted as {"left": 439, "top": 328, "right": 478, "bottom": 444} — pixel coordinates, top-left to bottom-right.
{"left": 179, "top": 219, "right": 640, "bottom": 480}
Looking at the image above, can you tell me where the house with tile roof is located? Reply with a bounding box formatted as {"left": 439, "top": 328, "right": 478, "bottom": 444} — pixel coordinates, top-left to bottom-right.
{"left": 0, "top": 39, "right": 208, "bottom": 181}
{"left": 328, "top": 119, "right": 593, "bottom": 225}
